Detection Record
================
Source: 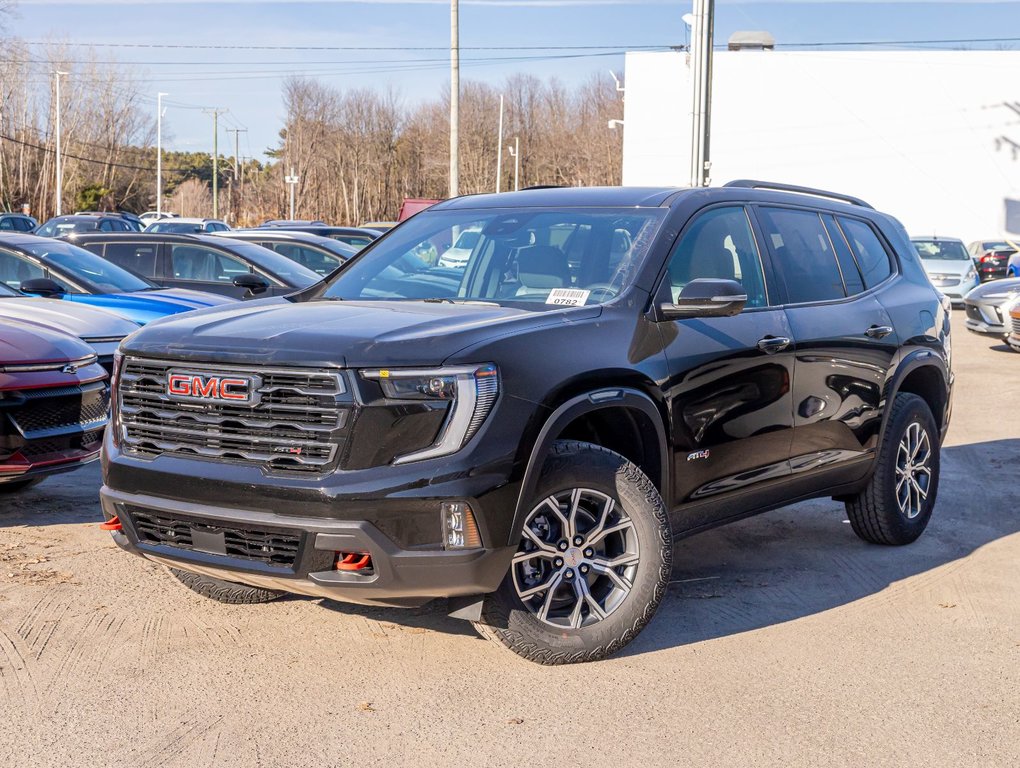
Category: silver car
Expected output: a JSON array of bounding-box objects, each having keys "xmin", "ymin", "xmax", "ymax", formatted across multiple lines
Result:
[
  {"xmin": 0, "ymin": 281, "xmax": 138, "ymax": 370},
  {"xmin": 911, "ymin": 236, "xmax": 979, "ymax": 307},
  {"xmin": 963, "ymin": 277, "xmax": 1020, "ymax": 338}
]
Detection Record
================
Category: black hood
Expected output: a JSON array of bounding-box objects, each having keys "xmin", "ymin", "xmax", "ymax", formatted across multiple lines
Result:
[{"xmin": 121, "ymin": 296, "xmax": 600, "ymax": 367}]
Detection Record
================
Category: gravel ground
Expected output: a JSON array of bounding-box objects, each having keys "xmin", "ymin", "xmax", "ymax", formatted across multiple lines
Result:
[{"xmin": 1, "ymin": 312, "xmax": 1018, "ymax": 767}]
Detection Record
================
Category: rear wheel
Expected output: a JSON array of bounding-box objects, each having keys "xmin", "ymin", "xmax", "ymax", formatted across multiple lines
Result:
[
  {"xmin": 169, "ymin": 568, "xmax": 284, "ymax": 604},
  {"xmin": 474, "ymin": 441, "xmax": 671, "ymax": 664},
  {"xmin": 845, "ymin": 393, "xmax": 940, "ymax": 545}
]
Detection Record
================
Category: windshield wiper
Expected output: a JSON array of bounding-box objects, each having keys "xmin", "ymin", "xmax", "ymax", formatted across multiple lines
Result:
[{"xmin": 422, "ymin": 297, "xmax": 456, "ymax": 303}]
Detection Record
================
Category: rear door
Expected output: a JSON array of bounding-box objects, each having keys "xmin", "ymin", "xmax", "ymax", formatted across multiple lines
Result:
[
  {"xmin": 95, "ymin": 241, "xmax": 163, "ymax": 281},
  {"xmin": 165, "ymin": 243, "xmax": 287, "ymax": 298},
  {"xmin": 754, "ymin": 205, "xmax": 900, "ymax": 484},
  {"xmin": 658, "ymin": 204, "xmax": 796, "ymax": 532}
]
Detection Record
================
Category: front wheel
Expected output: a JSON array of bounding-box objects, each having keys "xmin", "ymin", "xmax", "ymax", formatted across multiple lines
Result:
[{"xmin": 474, "ymin": 441, "xmax": 672, "ymax": 664}]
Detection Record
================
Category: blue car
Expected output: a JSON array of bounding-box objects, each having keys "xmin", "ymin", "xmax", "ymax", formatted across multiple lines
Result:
[{"xmin": 0, "ymin": 234, "xmax": 235, "ymax": 324}]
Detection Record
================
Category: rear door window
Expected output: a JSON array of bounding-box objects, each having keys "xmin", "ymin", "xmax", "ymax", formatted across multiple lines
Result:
[
  {"xmin": 171, "ymin": 245, "xmax": 250, "ymax": 283},
  {"xmin": 756, "ymin": 207, "xmax": 846, "ymax": 304},
  {"xmin": 837, "ymin": 217, "xmax": 894, "ymax": 288},
  {"xmin": 103, "ymin": 242, "xmax": 161, "ymax": 278}
]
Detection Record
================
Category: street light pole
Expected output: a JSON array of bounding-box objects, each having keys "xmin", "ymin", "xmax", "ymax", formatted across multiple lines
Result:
[
  {"xmin": 449, "ymin": 0, "xmax": 460, "ymax": 198},
  {"xmin": 285, "ymin": 168, "xmax": 299, "ymax": 220},
  {"xmin": 54, "ymin": 70, "xmax": 68, "ymax": 217},
  {"xmin": 508, "ymin": 137, "xmax": 520, "ymax": 192},
  {"xmin": 157, "ymin": 92, "xmax": 167, "ymax": 216}
]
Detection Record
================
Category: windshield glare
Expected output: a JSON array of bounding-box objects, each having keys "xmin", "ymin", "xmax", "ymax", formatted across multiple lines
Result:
[
  {"xmin": 23, "ymin": 240, "xmax": 153, "ymax": 293},
  {"xmin": 913, "ymin": 240, "xmax": 970, "ymax": 261},
  {"xmin": 317, "ymin": 208, "xmax": 666, "ymax": 307}
]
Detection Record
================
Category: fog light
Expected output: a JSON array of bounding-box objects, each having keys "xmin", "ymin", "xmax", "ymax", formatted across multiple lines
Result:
[{"xmin": 442, "ymin": 501, "xmax": 482, "ymax": 550}]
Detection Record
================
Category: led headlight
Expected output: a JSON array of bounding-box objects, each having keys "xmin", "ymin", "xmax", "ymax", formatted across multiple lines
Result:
[
  {"xmin": 361, "ymin": 364, "xmax": 499, "ymax": 464},
  {"xmin": 965, "ymin": 267, "xmax": 977, "ymax": 281}
]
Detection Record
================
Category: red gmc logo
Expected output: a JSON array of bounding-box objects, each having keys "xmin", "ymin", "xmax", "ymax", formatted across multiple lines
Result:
[{"xmin": 166, "ymin": 370, "xmax": 261, "ymax": 406}]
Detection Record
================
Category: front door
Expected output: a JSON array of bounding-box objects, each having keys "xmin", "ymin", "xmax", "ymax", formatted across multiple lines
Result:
[{"xmin": 657, "ymin": 204, "xmax": 796, "ymax": 532}]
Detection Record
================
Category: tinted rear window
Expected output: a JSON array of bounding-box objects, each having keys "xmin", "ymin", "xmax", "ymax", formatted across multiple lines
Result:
[
  {"xmin": 757, "ymin": 207, "xmax": 846, "ymax": 304},
  {"xmin": 838, "ymin": 218, "xmax": 893, "ymax": 288}
]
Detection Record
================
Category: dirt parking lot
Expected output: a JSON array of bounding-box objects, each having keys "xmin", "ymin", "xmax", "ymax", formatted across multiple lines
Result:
[{"xmin": 1, "ymin": 312, "xmax": 1018, "ymax": 767}]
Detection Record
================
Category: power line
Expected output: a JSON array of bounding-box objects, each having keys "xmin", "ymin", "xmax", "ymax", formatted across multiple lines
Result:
[{"xmin": 21, "ymin": 40, "xmax": 671, "ymax": 52}]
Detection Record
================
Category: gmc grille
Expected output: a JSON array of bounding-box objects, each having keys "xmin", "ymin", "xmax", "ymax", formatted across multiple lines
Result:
[
  {"xmin": 119, "ymin": 358, "xmax": 351, "ymax": 474},
  {"xmin": 126, "ymin": 507, "xmax": 302, "ymax": 568}
]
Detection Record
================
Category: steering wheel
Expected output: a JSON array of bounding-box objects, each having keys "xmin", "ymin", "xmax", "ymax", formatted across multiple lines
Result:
[{"xmin": 583, "ymin": 283, "xmax": 620, "ymax": 303}]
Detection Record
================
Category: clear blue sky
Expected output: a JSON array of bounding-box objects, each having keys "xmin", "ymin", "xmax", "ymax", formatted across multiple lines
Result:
[{"xmin": 11, "ymin": 1, "xmax": 1020, "ymax": 160}]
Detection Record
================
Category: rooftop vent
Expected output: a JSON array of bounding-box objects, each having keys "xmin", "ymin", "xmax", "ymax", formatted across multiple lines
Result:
[{"xmin": 728, "ymin": 31, "xmax": 775, "ymax": 51}]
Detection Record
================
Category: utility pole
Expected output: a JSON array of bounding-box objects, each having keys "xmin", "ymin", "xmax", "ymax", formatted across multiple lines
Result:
[
  {"xmin": 285, "ymin": 168, "xmax": 299, "ymax": 220},
  {"xmin": 508, "ymin": 137, "xmax": 520, "ymax": 192},
  {"xmin": 449, "ymin": 0, "xmax": 459, "ymax": 198},
  {"xmin": 688, "ymin": 0, "xmax": 715, "ymax": 187},
  {"xmin": 495, "ymin": 94, "xmax": 504, "ymax": 193},
  {"xmin": 204, "ymin": 108, "xmax": 225, "ymax": 218},
  {"xmin": 156, "ymin": 92, "xmax": 168, "ymax": 216},
  {"xmin": 226, "ymin": 128, "xmax": 247, "ymax": 225},
  {"xmin": 54, "ymin": 70, "xmax": 68, "ymax": 216}
]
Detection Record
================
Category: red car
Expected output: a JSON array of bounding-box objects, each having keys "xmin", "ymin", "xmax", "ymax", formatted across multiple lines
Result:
[{"xmin": 0, "ymin": 319, "xmax": 109, "ymax": 493}]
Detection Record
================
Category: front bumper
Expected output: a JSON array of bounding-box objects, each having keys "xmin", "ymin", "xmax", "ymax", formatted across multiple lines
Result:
[
  {"xmin": 964, "ymin": 301, "xmax": 1008, "ymax": 336},
  {"xmin": 100, "ymin": 486, "xmax": 516, "ymax": 608}
]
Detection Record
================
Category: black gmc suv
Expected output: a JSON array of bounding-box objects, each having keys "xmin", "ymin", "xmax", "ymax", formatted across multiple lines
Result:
[{"xmin": 100, "ymin": 182, "xmax": 953, "ymax": 664}]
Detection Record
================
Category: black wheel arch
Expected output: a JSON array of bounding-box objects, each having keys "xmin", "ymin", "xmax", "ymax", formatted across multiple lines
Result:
[
  {"xmin": 879, "ymin": 350, "xmax": 951, "ymax": 452},
  {"xmin": 506, "ymin": 387, "xmax": 669, "ymax": 547}
]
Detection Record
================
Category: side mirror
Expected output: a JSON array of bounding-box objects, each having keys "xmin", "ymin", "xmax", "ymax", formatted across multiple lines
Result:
[
  {"xmin": 659, "ymin": 278, "xmax": 747, "ymax": 320},
  {"xmin": 232, "ymin": 273, "xmax": 270, "ymax": 296},
  {"xmin": 20, "ymin": 278, "xmax": 66, "ymax": 297}
]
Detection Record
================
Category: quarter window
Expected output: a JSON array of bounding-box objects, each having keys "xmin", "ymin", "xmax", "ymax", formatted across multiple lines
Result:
[
  {"xmin": 0, "ymin": 250, "xmax": 44, "ymax": 288},
  {"xmin": 822, "ymin": 215, "xmax": 865, "ymax": 295},
  {"xmin": 665, "ymin": 206, "xmax": 768, "ymax": 308},
  {"xmin": 837, "ymin": 217, "xmax": 893, "ymax": 288},
  {"xmin": 757, "ymin": 207, "xmax": 846, "ymax": 304}
]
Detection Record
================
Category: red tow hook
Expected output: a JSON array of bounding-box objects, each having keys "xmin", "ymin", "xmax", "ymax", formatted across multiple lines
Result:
[
  {"xmin": 335, "ymin": 552, "xmax": 372, "ymax": 571},
  {"xmin": 99, "ymin": 515, "xmax": 122, "ymax": 532}
]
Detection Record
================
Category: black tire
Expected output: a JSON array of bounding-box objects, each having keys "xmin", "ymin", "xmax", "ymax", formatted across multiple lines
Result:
[
  {"xmin": 846, "ymin": 393, "xmax": 940, "ymax": 545},
  {"xmin": 169, "ymin": 568, "xmax": 284, "ymax": 604},
  {"xmin": 474, "ymin": 440, "xmax": 672, "ymax": 665},
  {"xmin": 0, "ymin": 478, "xmax": 43, "ymax": 494}
]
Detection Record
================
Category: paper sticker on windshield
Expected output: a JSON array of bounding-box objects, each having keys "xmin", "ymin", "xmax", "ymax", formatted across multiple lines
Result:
[{"xmin": 546, "ymin": 288, "xmax": 590, "ymax": 307}]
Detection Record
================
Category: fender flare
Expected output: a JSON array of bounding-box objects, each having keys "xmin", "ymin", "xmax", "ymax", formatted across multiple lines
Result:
[
  {"xmin": 506, "ymin": 387, "xmax": 669, "ymax": 546},
  {"xmin": 877, "ymin": 349, "xmax": 951, "ymax": 451}
]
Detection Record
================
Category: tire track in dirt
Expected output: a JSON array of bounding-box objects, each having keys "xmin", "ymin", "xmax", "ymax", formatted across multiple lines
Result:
[
  {"xmin": 0, "ymin": 625, "xmax": 41, "ymax": 718},
  {"xmin": 129, "ymin": 715, "xmax": 224, "ymax": 768},
  {"xmin": 17, "ymin": 594, "xmax": 72, "ymax": 661}
]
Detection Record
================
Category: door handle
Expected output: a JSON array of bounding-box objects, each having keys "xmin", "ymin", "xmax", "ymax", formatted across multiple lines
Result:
[
  {"xmin": 756, "ymin": 336, "xmax": 791, "ymax": 353},
  {"xmin": 865, "ymin": 325, "xmax": 893, "ymax": 339}
]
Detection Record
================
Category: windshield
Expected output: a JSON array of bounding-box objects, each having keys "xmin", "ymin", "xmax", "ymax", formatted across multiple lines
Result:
[
  {"xmin": 22, "ymin": 239, "xmax": 154, "ymax": 293},
  {"xmin": 316, "ymin": 208, "xmax": 666, "ymax": 307},
  {"xmin": 0, "ymin": 281, "xmax": 20, "ymax": 297},
  {"xmin": 36, "ymin": 218, "xmax": 98, "ymax": 237},
  {"xmin": 147, "ymin": 221, "xmax": 205, "ymax": 233},
  {"xmin": 219, "ymin": 241, "xmax": 321, "ymax": 287},
  {"xmin": 913, "ymin": 240, "xmax": 969, "ymax": 261}
]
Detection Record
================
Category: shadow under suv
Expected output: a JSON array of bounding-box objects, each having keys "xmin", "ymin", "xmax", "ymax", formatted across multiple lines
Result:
[{"xmin": 100, "ymin": 181, "xmax": 953, "ymax": 664}]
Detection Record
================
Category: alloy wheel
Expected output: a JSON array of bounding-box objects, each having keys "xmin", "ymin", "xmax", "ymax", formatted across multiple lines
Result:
[
  {"xmin": 512, "ymin": 488, "xmax": 639, "ymax": 629},
  {"xmin": 895, "ymin": 421, "xmax": 932, "ymax": 519}
]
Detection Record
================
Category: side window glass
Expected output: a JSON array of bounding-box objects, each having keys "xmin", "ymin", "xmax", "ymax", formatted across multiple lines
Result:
[
  {"xmin": 0, "ymin": 250, "xmax": 44, "ymax": 288},
  {"xmin": 104, "ymin": 243, "xmax": 160, "ymax": 278},
  {"xmin": 665, "ymin": 206, "xmax": 768, "ymax": 307},
  {"xmin": 171, "ymin": 245, "xmax": 249, "ymax": 283},
  {"xmin": 837, "ymin": 217, "xmax": 893, "ymax": 288},
  {"xmin": 98, "ymin": 220, "xmax": 114, "ymax": 232},
  {"xmin": 757, "ymin": 207, "xmax": 846, "ymax": 304},
  {"xmin": 822, "ymin": 215, "xmax": 865, "ymax": 295},
  {"xmin": 0, "ymin": 218, "xmax": 13, "ymax": 231}
]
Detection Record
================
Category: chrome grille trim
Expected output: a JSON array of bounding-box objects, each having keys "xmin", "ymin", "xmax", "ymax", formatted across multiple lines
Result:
[{"xmin": 119, "ymin": 357, "xmax": 349, "ymax": 473}]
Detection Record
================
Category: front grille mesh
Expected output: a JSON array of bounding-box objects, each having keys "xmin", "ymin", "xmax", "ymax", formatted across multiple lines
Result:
[
  {"xmin": 127, "ymin": 508, "xmax": 302, "ymax": 568},
  {"xmin": 1012, "ymin": 315, "xmax": 1020, "ymax": 334},
  {"xmin": 119, "ymin": 358, "xmax": 349, "ymax": 473},
  {"xmin": 10, "ymin": 383, "xmax": 109, "ymax": 437}
]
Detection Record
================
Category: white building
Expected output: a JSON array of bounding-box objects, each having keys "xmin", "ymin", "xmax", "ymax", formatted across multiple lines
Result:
[{"xmin": 622, "ymin": 49, "xmax": 1020, "ymax": 243}]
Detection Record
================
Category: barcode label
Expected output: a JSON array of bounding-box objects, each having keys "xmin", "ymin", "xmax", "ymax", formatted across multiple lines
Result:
[{"xmin": 545, "ymin": 288, "xmax": 590, "ymax": 307}]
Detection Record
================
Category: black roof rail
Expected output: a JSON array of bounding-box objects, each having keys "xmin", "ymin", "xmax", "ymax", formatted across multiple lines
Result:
[
  {"xmin": 520, "ymin": 185, "xmax": 564, "ymax": 191},
  {"xmin": 723, "ymin": 179, "xmax": 874, "ymax": 209}
]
